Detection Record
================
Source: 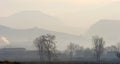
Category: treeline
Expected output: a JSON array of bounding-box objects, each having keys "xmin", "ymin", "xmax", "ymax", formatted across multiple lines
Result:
[{"xmin": 33, "ymin": 34, "xmax": 120, "ymax": 62}]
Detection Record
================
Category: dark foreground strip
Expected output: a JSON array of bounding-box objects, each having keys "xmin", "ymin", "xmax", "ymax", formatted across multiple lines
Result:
[{"xmin": 21, "ymin": 61, "xmax": 120, "ymax": 64}]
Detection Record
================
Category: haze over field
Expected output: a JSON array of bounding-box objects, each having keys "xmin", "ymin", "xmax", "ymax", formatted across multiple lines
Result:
[
  {"xmin": 0, "ymin": 18, "xmax": 120, "ymax": 50},
  {"xmin": 0, "ymin": 0, "xmax": 120, "ymax": 50}
]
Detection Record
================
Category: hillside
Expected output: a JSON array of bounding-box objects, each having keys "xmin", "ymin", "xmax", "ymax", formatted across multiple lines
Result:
[
  {"xmin": 85, "ymin": 20, "xmax": 120, "ymax": 46},
  {"xmin": 0, "ymin": 25, "xmax": 82, "ymax": 50}
]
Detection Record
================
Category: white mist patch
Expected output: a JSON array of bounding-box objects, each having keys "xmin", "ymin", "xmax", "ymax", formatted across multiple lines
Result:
[{"xmin": 1, "ymin": 36, "xmax": 10, "ymax": 45}]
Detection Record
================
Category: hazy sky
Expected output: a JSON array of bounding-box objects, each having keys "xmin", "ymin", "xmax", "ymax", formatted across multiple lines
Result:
[{"xmin": 0, "ymin": 0, "xmax": 120, "ymax": 35}]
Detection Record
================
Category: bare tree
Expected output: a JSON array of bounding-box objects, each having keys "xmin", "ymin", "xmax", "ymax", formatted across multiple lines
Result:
[
  {"xmin": 34, "ymin": 35, "xmax": 46, "ymax": 61},
  {"xmin": 93, "ymin": 36, "xmax": 105, "ymax": 61},
  {"xmin": 66, "ymin": 42, "xmax": 81, "ymax": 60},
  {"xmin": 34, "ymin": 34, "xmax": 56, "ymax": 61}
]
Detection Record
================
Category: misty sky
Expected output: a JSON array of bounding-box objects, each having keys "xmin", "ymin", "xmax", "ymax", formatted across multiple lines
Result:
[{"xmin": 0, "ymin": 0, "xmax": 120, "ymax": 35}]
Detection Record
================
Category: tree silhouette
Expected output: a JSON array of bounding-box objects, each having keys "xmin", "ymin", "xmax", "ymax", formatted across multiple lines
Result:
[
  {"xmin": 93, "ymin": 36, "xmax": 105, "ymax": 62},
  {"xmin": 34, "ymin": 34, "xmax": 56, "ymax": 61},
  {"xmin": 66, "ymin": 42, "xmax": 81, "ymax": 60}
]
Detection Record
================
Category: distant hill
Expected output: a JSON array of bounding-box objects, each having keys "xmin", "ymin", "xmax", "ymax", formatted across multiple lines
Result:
[
  {"xmin": 0, "ymin": 25, "xmax": 83, "ymax": 50},
  {"xmin": 0, "ymin": 11, "xmax": 120, "ymax": 49},
  {"xmin": 85, "ymin": 20, "xmax": 120, "ymax": 46},
  {"xmin": 0, "ymin": 11, "xmax": 85, "ymax": 50},
  {"xmin": 0, "ymin": 11, "xmax": 83, "ymax": 35},
  {"xmin": 1, "ymin": 20, "xmax": 120, "ymax": 50},
  {"xmin": 0, "ymin": 11, "xmax": 62, "ymax": 29}
]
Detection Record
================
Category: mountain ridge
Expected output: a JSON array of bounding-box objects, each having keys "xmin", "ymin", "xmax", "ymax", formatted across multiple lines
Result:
[
  {"xmin": 85, "ymin": 20, "xmax": 120, "ymax": 46},
  {"xmin": 0, "ymin": 11, "xmax": 84, "ymax": 35},
  {"xmin": 0, "ymin": 25, "xmax": 83, "ymax": 50}
]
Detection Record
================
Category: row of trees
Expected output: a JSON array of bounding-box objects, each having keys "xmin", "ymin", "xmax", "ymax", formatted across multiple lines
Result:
[{"xmin": 33, "ymin": 34, "xmax": 120, "ymax": 62}]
